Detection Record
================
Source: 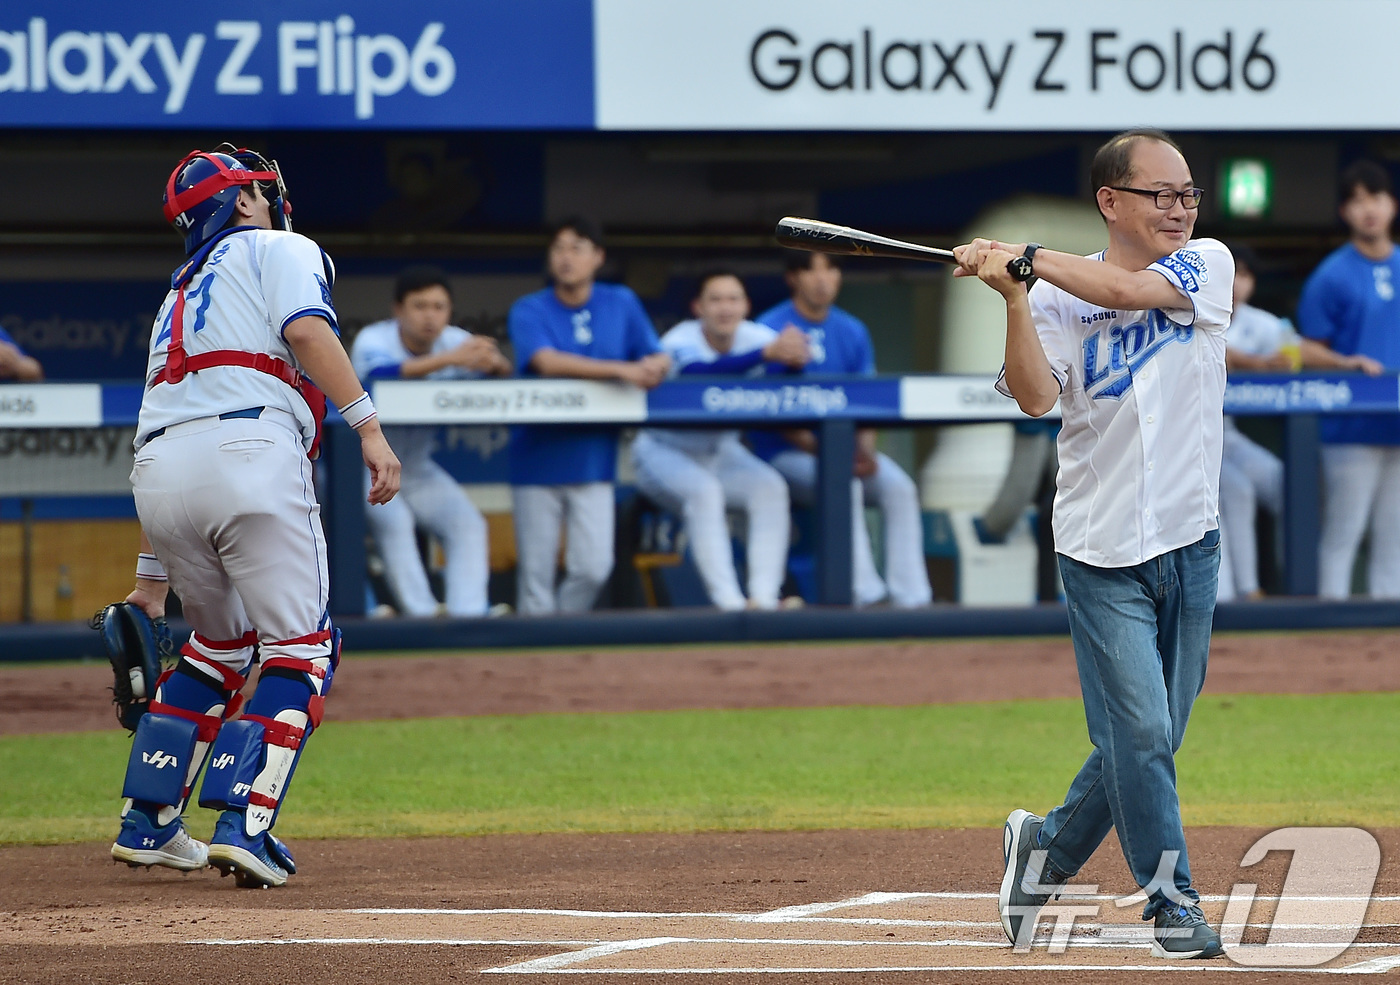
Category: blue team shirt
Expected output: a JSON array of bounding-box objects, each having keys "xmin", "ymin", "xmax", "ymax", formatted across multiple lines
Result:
[
  {"xmin": 748, "ymin": 299, "xmax": 877, "ymax": 460},
  {"xmin": 508, "ymin": 282, "xmax": 660, "ymax": 484},
  {"xmin": 1297, "ymin": 243, "xmax": 1400, "ymax": 444},
  {"xmin": 0, "ymin": 327, "xmax": 24, "ymax": 352}
]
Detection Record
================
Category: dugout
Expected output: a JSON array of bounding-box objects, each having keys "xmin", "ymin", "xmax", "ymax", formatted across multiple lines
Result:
[{"xmin": 3, "ymin": 2, "xmax": 1399, "ymax": 634}]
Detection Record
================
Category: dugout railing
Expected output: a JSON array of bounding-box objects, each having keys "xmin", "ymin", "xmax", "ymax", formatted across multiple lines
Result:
[{"xmin": 3, "ymin": 372, "xmax": 1400, "ymax": 659}]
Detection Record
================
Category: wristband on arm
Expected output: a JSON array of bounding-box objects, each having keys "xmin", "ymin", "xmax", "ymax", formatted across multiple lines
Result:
[
  {"xmin": 135, "ymin": 552, "xmax": 168, "ymax": 582},
  {"xmin": 338, "ymin": 392, "xmax": 377, "ymax": 429}
]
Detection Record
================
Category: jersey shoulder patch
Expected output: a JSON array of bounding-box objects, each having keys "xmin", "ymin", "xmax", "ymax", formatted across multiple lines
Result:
[
  {"xmin": 315, "ymin": 273, "xmax": 335, "ymax": 312},
  {"xmin": 1157, "ymin": 251, "xmax": 1208, "ymax": 293}
]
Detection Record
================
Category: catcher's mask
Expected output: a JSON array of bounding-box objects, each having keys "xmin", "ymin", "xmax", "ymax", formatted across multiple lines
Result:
[{"xmin": 162, "ymin": 142, "xmax": 293, "ymax": 255}]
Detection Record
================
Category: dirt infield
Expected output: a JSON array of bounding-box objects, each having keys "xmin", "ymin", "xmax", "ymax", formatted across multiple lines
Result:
[
  {"xmin": 3, "ymin": 628, "xmax": 1398, "ymax": 735},
  {"xmin": 3, "ymin": 827, "xmax": 1399, "ymax": 983},
  {"xmin": 2, "ymin": 629, "xmax": 1398, "ymax": 982}
]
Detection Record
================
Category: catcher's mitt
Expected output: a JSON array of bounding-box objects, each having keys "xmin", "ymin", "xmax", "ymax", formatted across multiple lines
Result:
[{"xmin": 92, "ymin": 602, "xmax": 174, "ymax": 731}]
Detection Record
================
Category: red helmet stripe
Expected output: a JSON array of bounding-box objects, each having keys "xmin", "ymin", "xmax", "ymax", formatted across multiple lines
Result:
[{"xmin": 162, "ymin": 149, "xmax": 278, "ymax": 224}]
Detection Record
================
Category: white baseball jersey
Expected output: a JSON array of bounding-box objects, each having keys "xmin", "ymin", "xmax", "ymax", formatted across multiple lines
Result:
[
  {"xmin": 1226, "ymin": 302, "xmax": 1288, "ymax": 356},
  {"xmin": 640, "ymin": 318, "xmax": 777, "ymax": 456},
  {"xmin": 351, "ymin": 319, "xmax": 482, "ymax": 466},
  {"xmin": 998, "ymin": 239, "xmax": 1234, "ymax": 567},
  {"xmin": 137, "ymin": 229, "xmax": 336, "ymax": 450}
]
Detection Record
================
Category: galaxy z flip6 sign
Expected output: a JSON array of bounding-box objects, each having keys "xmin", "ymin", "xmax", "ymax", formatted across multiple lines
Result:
[
  {"xmin": 0, "ymin": 0, "xmax": 592, "ymax": 127},
  {"xmin": 3, "ymin": 1, "xmax": 1400, "ymax": 130}
]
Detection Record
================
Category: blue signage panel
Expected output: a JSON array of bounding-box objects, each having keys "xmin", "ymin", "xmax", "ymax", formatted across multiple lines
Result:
[
  {"xmin": 647, "ymin": 377, "xmax": 903, "ymax": 424},
  {"xmin": 0, "ymin": 0, "xmax": 593, "ymax": 128},
  {"xmin": 0, "ymin": 282, "xmax": 161, "ymax": 380},
  {"xmin": 1223, "ymin": 373, "xmax": 1400, "ymax": 415},
  {"xmin": 25, "ymin": 374, "xmax": 1400, "ymax": 429}
]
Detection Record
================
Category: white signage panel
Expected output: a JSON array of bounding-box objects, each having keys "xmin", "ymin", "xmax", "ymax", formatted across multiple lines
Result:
[
  {"xmin": 373, "ymin": 379, "xmax": 648, "ymax": 425},
  {"xmin": 596, "ymin": 0, "xmax": 1391, "ymax": 131},
  {"xmin": 900, "ymin": 376, "xmax": 1058, "ymax": 421},
  {"xmin": 0, "ymin": 384, "xmax": 103, "ymax": 428},
  {"xmin": 0, "ymin": 427, "xmax": 137, "ymax": 496}
]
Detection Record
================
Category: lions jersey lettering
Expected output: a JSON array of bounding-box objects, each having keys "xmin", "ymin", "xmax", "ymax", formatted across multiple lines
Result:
[{"xmin": 1082, "ymin": 310, "xmax": 1194, "ymax": 400}]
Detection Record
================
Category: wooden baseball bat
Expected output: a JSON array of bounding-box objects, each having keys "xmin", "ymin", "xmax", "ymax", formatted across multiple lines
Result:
[{"xmin": 774, "ymin": 216, "xmax": 1033, "ymax": 281}]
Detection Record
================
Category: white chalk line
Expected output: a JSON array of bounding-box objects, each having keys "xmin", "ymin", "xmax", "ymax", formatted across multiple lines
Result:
[
  {"xmin": 352, "ymin": 891, "xmax": 1400, "ymax": 915},
  {"xmin": 191, "ymin": 937, "xmax": 1400, "ymax": 950},
  {"xmin": 197, "ymin": 939, "xmax": 604, "ymax": 947},
  {"xmin": 734, "ymin": 892, "xmax": 929, "ymax": 922},
  {"xmin": 346, "ymin": 908, "xmax": 1397, "ymax": 932},
  {"xmin": 480, "ymin": 960, "xmax": 1400, "ymax": 975},
  {"xmin": 192, "ymin": 892, "xmax": 1400, "ymax": 975},
  {"xmin": 349, "ymin": 908, "xmax": 732, "ymax": 918},
  {"xmin": 488, "ymin": 938, "xmax": 685, "ymax": 973}
]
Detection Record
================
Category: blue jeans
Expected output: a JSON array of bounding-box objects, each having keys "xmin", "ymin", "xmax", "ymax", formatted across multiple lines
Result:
[{"xmin": 1038, "ymin": 529, "xmax": 1220, "ymax": 917}]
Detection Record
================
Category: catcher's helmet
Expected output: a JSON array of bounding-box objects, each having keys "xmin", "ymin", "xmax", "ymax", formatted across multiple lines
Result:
[{"xmin": 162, "ymin": 144, "xmax": 293, "ymax": 255}]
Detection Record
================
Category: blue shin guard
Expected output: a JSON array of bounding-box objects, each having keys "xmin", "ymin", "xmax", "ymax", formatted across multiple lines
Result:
[
  {"xmin": 122, "ymin": 713, "xmax": 200, "ymax": 806},
  {"xmin": 201, "ymin": 627, "xmax": 339, "ymax": 831},
  {"xmin": 198, "ymin": 718, "xmax": 265, "ymax": 811}
]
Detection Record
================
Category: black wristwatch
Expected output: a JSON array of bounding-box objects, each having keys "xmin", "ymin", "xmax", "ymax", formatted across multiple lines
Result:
[{"xmin": 1007, "ymin": 243, "xmax": 1040, "ymax": 283}]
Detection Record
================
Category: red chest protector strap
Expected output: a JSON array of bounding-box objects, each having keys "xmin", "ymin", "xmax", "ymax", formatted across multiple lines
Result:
[{"xmin": 152, "ymin": 276, "xmax": 329, "ymax": 459}]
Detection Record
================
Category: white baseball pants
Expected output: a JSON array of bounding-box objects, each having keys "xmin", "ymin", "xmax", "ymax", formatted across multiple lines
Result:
[
  {"xmin": 1318, "ymin": 443, "xmax": 1400, "ymax": 599},
  {"xmin": 512, "ymin": 482, "xmax": 614, "ymax": 614},
  {"xmin": 631, "ymin": 433, "xmax": 790, "ymax": 610},
  {"xmin": 770, "ymin": 448, "xmax": 933, "ymax": 608},
  {"xmin": 1216, "ymin": 426, "xmax": 1283, "ymax": 601},
  {"xmin": 130, "ymin": 410, "xmax": 331, "ymax": 674},
  {"xmin": 364, "ymin": 459, "xmax": 489, "ymax": 617}
]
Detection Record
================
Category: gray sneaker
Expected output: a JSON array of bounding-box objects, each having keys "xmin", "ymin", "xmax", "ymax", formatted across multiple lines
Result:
[
  {"xmin": 1151, "ymin": 901, "xmax": 1225, "ymax": 959},
  {"xmin": 998, "ymin": 809, "xmax": 1063, "ymax": 947}
]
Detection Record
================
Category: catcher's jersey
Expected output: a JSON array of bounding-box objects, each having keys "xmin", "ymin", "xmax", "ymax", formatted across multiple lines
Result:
[
  {"xmin": 998, "ymin": 238, "xmax": 1234, "ymax": 568},
  {"xmin": 351, "ymin": 318, "xmax": 483, "ymax": 467},
  {"xmin": 640, "ymin": 318, "xmax": 776, "ymax": 457},
  {"xmin": 136, "ymin": 228, "xmax": 337, "ymax": 450}
]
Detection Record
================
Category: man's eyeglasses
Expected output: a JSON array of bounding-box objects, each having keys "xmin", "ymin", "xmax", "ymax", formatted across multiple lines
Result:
[{"xmin": 1110, "ymin": 186, "xmax": 1204, "ymax": 210}]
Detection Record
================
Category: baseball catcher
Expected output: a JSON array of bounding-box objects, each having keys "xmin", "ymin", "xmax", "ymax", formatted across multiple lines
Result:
[{"xmin": 106, "ymin": 143, "xmax": 400, "ymax": 886}]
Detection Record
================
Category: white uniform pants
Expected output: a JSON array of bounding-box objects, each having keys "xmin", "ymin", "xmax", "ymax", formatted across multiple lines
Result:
[
  {"xmin": 771, "ymin": 448, "xmax": 933, "ymax": 608},
  {"xmin": 131, "ymin": 411, "xmax": 331, "ymax": 674},
  {"xmin": 1216, "ymin": 425, "xmax": 1283, "ymax": 601},
  {"xmin": 512, "ymin": 482, "xmax": 614, "ymax": 615},
  {"xmin": 1318, "ymin": 443, "xmax": 1400, "ymax": 599},
  {"xmin": 365, "ymin": 459, "xmax": 489, "ymax": 617},
  {"xmin": 631, "ymin": 433, "xmax": 790, "ymax": 610}
]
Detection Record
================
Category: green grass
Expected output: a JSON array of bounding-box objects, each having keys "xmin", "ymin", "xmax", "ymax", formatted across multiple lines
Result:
[{"xmin": 2, "ymin": 693, "xmax": 1397, "ymax": 845}]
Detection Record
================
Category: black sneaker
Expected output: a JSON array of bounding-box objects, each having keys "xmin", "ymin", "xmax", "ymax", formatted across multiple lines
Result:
[
  {"xmin": 998, "ymin": 809, "xmax": 1063, "ymax": 947},
  {"xmin": 1150, "ymin": 901, "xmax": 1225, "ymax": 959}
]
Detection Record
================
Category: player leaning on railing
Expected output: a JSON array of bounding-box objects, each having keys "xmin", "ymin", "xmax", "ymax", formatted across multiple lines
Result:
[{"xmin": 102, "ymin": 144, "xmax": 400, "ymax": 887}]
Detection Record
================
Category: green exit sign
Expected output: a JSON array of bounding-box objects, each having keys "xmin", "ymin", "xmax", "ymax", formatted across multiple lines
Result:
[{"xmin": 1222, "ymin": 158, "xmax": 1273, "ymax": 219}]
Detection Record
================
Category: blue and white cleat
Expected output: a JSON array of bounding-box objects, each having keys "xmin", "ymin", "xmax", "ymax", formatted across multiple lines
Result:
[
  {"xmin": 111, "ymin": 806, "xmax": 209, "ymax": 871},
  {"xmin": 207, "ymin": 811, "xmax": 297, "ymax": 888}
]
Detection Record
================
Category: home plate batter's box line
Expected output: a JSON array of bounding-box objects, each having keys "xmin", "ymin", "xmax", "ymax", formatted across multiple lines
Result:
[
  {"xmin": 186, "ymin": 889, "xmax": 1400, "ymax": 976},
  {"xmin": 344, "ymin": 906, "xmax": 1400, "ymax": 932},
  {"xmin": 185, "ymin": 938, "xmax": 1400, "ymax": 975},
  {"xmin": 193, "ymin": 938, "xmax": 1400, "ymax": 952}
]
